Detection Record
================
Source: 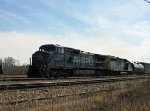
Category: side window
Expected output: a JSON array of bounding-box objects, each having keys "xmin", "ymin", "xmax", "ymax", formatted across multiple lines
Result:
[
  {"xmin": 59, "ymin": 48, "xmax": 61, "ymax": 53},
  {"xmin": 61, "ymin": 48, "xmax": 64, "ymax": 53},
  {"xmin": 57, "ymin": 48, "xmax": 64, "ymax": 53}
]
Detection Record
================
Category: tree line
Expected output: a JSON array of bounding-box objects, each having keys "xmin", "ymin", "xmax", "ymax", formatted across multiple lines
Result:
[{"xmin": 0, "ymin": 57, "xmax": 28, "ymax": 75}]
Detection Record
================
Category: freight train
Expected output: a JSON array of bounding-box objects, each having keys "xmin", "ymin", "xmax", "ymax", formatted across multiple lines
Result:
[{"xmin": 27, "ymin": 44, "xmax": 150, "ymax": 78}]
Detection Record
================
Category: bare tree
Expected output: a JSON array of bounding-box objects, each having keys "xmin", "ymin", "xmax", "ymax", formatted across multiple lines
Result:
[
  {"xmin": 2, "ymin": 57, "xmax": 28, "ymax": 75},
  {"xmin": 4, "ymin": 57, "xmax": 16, "ymax": 66}
]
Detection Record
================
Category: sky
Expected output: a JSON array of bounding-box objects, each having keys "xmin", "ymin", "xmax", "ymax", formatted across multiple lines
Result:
[{"xmin": 0, "ymin": 0, "xmax": 150, "ymax": 64}]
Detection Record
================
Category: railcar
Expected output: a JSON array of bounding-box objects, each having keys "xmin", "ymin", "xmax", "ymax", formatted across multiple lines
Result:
[
  {"xmin": 131, "ymin": 62, "xmax": 144, "ymax": 74},
  {"xmin": 27, "ymin": 44, "xmax": 137, "ymax": 78},
  {"xmin": 93, "ymin": 55, "xmax": 133, "ymax": 76},
  {"xmin": 139, "ymin": 62, "xmax": 150, "ymax": 74},
  {"xmin": 104, "ymin": 56, "xmax": 133, "ymax": 75},
  {"xmin": 28, "ymin": 44, "xmax": 96, "ymax": 77}
]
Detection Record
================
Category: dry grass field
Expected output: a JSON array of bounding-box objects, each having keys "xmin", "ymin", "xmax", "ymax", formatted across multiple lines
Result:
[
  {"xmin": 0, "ymin": 78, "xmax": 149, "ymax": 111},
  {"xmin": 92, "ymin": 80, "xmax": 150, "ymax": 111},
  {"xmin": 24, "ymin": 78, "xmax": 150, "ymax": 111}
]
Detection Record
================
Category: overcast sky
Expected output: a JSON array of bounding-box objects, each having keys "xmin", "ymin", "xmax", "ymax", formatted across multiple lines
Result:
[{"xmin": 0, "ymin": 0, "xmax": 150, "ymax": 64}]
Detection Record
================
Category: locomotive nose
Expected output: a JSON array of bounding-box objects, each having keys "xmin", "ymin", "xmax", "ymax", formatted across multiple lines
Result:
[{"xmin": 32, "ymin": 51, "xmax": 49, "ymax": 65}]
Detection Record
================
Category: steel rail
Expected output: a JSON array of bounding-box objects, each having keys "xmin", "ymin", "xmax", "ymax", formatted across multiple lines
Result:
[
  {"xmin": 0, "ymin": 76, "xmax": 149, "ymax": 90},
  {"xmin": 0, "ymin": 75, "xmax": 145, "ymax": 81}
]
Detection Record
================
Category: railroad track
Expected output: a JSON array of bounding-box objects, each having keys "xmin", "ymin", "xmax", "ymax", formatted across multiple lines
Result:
[
  {"xmin": 0, "ymin": 76, "xmax": 115, "ymax": 85},
  {"xmin": 0, "ymin": 76, "xmax": 106, "ymax": 81},
  {"xmin": 0, "ymin": 75, "xmax": 135, "ymax": 85},
  {"xmin": 0, "ymin": 76, "xmax": 149, "ymax": 90},
  {"xmin": 0, "ymin": 75, "xmax": 142, "ymax": 81}
]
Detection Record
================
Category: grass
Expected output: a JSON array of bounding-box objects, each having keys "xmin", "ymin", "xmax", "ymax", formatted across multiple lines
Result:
[{"xmin": 27, "ymin": 78, "xmax": 150, "ymax": 111}]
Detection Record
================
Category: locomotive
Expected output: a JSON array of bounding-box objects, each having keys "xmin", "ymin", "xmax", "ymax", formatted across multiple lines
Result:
[{"xmin": 27, "ymin": 44, "xmax": 148, "ymax": 78}]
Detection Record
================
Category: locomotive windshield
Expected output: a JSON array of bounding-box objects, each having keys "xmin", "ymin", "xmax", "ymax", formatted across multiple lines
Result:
[{"xmin": 39, "ymin": 44, "xmax": 56, "ymax": 52}]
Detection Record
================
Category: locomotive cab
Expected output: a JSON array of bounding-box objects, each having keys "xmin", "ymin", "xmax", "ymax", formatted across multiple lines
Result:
[
  {"xmin": 32, "ymin": 51, "xmax": 49, "ymax": 65},
  {"xmin": 39, "ymin": 44, "xmax": 56, "ymax": 52},
  {"xmin": 28, "ymin": 44, "xmax": 68, "ymax": 78},
  {"xmin": 28, "ymin": 44, "xmax": 57, "ymax": 78}
]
